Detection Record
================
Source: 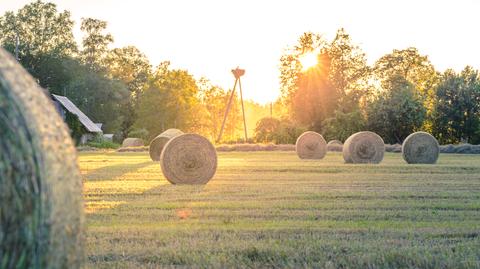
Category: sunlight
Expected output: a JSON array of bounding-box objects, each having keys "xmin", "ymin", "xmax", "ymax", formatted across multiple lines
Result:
[{"xmin": 299, "ymin": 52, "xmax": 318, "ymax": 71}]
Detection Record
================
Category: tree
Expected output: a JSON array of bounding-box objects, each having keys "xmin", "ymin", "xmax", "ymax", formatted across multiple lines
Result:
[
  {"xmin": 135, "ymin": 62, "xmax": 201, "ymax": 141},
  {"xmin": 0, "ymin": 1, "xmax": 77, "ymax": 89},
  {"xmin": 80, "ymin": 17, "xmax": 113, "ymax": 69},
  {"xmin": 105, "ymin": 46, "xmax": 152, "ymax": 138},
  {"xmin": 432, "ymin": 67, "xmax": 480, "ymax": 144},
  {"xmin": 367, "ymin": 75, "xmax": 426, "ymax": 143},
  {"xmin": 322, "ymin": 110, "xmax": 365, "ymax": 142},
  {"xmin": 279, "ymin": 29, "xmax": 372, "ymax": 132},
  {"xmin": 374, "ymin": 47, "xmax": 438, "ymax": 123}
]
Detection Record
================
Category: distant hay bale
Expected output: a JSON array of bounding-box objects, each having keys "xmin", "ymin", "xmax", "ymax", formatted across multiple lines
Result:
[
  {"xmin": 122, "ymin": 137, "xmax": 144, "ymax": 147},
  {"xmin": 385, "ymin": 143, "xmax": 402, "ymax": 153},
  {"xmin": 402, "ymin": 132, "xmax": 439, "ymax": 164},
  {"xmin": 343, "ymin": 131, "xmax": 385, "ymax": 164},
  {"xmin": 327, "ymin": 140, "xmax": 343, "ymax": 152},
  {"xmin": 149, "ymin": 129, "xmax": 184, "ymax": 161},
  {"xmin": 160, "ymin": 134, "xmax": 217, "ymax": 184},
  {"xmin": 295, "ymin": 131, "xmax": 327, "ymax": 159},
  {"xmin": 0, "ymin": 48, "xmax": 83, "ymax": 268}
]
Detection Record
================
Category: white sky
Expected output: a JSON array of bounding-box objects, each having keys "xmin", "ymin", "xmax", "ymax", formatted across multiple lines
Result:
[{"xmin": 1, "ymin": 0, "xmax": 479, "ymax": 104}]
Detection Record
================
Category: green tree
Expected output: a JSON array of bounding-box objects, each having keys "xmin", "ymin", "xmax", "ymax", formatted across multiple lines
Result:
[
  {"xmin": 367, "ymin": 75, "xmax": 426, "ymax": 143},
  {"xmin": 432, "ymin": 67, "xmax": 480, "ymax": 144},
  {"xmin": 322, "ymin": 110, "xmax": 366, "ymax": 142},
  {"xmin": 80, "ymin": 17, "xmax": 113, "ymax": 69},
  {"xmin": 105, "ymin": 46, "xmax": 152, "ymax": 138},
  {"xmin": 0, "ymin": 1, "xmax": 77, "ymax": 90},
  {"xmin": 374, "ymin": 47, "xmax": 438, "ymax": 129},
  {"xmin": 135, "ymin": 62, "xmax": 201, "ymax": 141}
]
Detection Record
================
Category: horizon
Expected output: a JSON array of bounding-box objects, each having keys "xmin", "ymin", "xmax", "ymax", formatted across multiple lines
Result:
[{"xmin": 1, "ymin": 0, "xmax": 479, "ymax": 104}]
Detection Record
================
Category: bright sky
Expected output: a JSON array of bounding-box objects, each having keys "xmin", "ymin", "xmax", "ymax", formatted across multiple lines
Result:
[{"xmin": 1, "ymin": 0, "xmax": 479, "ymax": 104}]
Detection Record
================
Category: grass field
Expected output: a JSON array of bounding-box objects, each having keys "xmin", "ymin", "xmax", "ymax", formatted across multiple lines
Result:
[{"xmin": 80, "ymin": 151, "xmax": 480, "ymax": 268}]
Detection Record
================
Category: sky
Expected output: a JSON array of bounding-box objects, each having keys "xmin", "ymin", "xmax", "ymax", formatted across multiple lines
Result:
[{"xmin": 1, "ymin": 0, "xmax": 479, "ymax": 104}]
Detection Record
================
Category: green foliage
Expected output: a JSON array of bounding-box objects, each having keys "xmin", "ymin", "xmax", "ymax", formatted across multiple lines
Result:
[
  {"xmin": 432, "ymin": 67, "xmax": 480, "ymax": 144},
  {"xmin": 254, "ymin": 117, "xmax": 281, "ymax": 143},
  {"xmin": 367, "ymin": 75, "xmax": 426, "ymax": 143},
  {"xmin": 80, "ymin": 17, "xmax": 113, "ymax": 69},
  {"xmin": 322, "ymin": 110, "xmax": 365, "ymax": 142},
  {"xmin": 135, "ymin": 62, "xmax": 201, "ymax": 141},
  {"xmin": 65, "ymin": 111, "xmax": 85, "ymax": 145},
  {"xmin": 254, "ymin": 117, "xmax": 306, "ymax": 144},
  {"xmin": 86, "ymin": 135, "xmax": 120, "ymax": 149},
  {"xmin": 128, "ymin": 128, "xmax": 149, "ymax": 142}
]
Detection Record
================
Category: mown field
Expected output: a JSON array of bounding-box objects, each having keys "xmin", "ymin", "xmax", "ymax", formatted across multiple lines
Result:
[{"xmin": 80, "ymin": 151, "xmax": 480, "ymax": 268}]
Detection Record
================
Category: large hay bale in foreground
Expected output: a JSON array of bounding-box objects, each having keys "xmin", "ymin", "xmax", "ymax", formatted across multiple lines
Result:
[
  {"xmin": 327, "ymin": 140, "xmax": 343, "ymax": 152},
  {"xmin": 343, "ymin": 131, "xmax": 385, "ymax": 164},
  {"xmin": 0, "ymin": 49, "xmax": 83, "ymax": 268},
  {"xmin": 149, "ymin": 129, "xmax": 184, "ymax": 161},
  {"xmin": 402, "ymin": 132, "xmax": 439, "ymax": 164},
  {"xmin": 160, "ymin": 134, "xmax": 217, "ymax": 184},
  {"xmin": 122, "ymin": 137, "xmax": 144, "ymax": 147},
  {"xmin": 295, "ymin": 131, "xmax": 327, "ymax": 159}
]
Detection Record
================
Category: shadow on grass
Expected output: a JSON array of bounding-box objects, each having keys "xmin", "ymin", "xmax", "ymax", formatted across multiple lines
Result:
[{"xmin": 84, "ymin": 161, "xmax": 153, "ymax": 181}]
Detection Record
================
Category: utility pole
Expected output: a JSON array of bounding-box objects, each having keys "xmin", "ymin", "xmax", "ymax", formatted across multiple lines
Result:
[{"xmin": 216, "ymin": 67, "xmax": 248, "ymax": 143}]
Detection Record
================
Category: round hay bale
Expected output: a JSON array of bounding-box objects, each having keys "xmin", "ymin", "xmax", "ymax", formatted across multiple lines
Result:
[
  {"xmin": 343, "ymin": 131, "xmax": 385, "ymax": 164},
  {"xmin": 327, "ymin": 140, "xmax": 343, "ymax": 152},
  {"xmin": 149, "ymin": 129, "xmax": 184, "ymax": 161},
  {"xmin": 295, "ymin": 131, "xmax": 327, "ymax": 159},
  {"xmin": 122, "ymin": 137, "xmax": 144, "ymax": 147},
  {"xmin": 0, "ymin": 49, "xmax": 83, "ymax": 268},
  {"xmin": 160, "ymin": 134, "xmax": 217, "ymax": 184},
  {"xmin": 402, "ymin": 132, "xmax": 439, "ymax": 164}
]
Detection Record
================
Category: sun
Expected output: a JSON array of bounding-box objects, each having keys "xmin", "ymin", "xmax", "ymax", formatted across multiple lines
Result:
[{"xmin": 299, "ymin": 52, "xmax": 318, "ymax": 71}]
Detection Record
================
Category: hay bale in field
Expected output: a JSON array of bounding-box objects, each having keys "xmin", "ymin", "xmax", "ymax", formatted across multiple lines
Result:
[
  {"xmin": 402, "ymin": 132, "xmax": 439, "ymax": 164},
  {"xmin": 295, "ymin": 131, "xmax": 327, "ymax": 159},
  {"xmin": 0, "ymin": 48, "xmax": 83, "ymax": 268},
  {"xmin": 327, "ymin": 140, "xmax": 343, "ymax": 152},
  {"xmin": 116, "ymin": 146, "xmax": 149, "ymax": 152},
  {"xmin": 343, "ymin": 131, "xmax": 385, "ymax": 164},
  {"xmin": 160, "ymin": 134, "xmax": 217, "ymax": 184},
  {"xmin": 122, "ymin": 137, "xmax": 144, "ymax": 147},
  {"xmin": 149, "ymin": 129, "xmax": 184, "ymax": 161}
]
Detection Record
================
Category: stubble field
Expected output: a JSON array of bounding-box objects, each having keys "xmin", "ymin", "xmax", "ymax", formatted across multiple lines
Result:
[{"xmin": 80, "ymin": 151, "xmax": 480, "ymax": 268}]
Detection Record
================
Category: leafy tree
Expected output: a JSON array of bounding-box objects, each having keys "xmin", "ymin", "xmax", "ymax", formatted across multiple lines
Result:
[
  {"xmin": 322, "ymin": 110, "xmax": 366, "ymax": 142},
  {"xmin": 105, "ymin": 46, "xmax": 152, "ymax": 138},
  {"xmin": 367, "ymin": 75, "xmax": 426, "ymax": 143},
  {"xmin": 432, "ymin": 67, "xmax": 480, "ymax": 144},
  {"xmin": 0, "ymin": 0, "xmax": 77, "ymax": 89},
  {"xmin": 80, "ymin": 17, "xmax": 113, "ymax": 69},
  {"xmin": 135, "ymin": 62, "xmax": 201, "ymax": 141},
  {"xmin": 254, "ymin": 117, "xmax": 281, "ymax": 143},
  {"xmin": 374, "ymin": 47, "xmax": 438, "ymax": 127}
]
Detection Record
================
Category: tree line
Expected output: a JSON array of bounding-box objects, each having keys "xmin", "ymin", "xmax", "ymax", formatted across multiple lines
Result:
[
  {"xmin": 0, "ymin": 1, "xmax": 257, "ymax": 144},
  {"xmin": 2, "ymin": 1, "xmax": 479, "ymax": 145},
  {"xmin": 276, "ymin": 29, "xmax": 480, "ymax": 144}
]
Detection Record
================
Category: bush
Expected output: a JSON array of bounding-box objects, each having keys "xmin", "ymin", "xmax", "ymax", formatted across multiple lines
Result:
[
  {"xmin": 322, "ymin": 110, "xmax": 365, "ymax": 142},
  {"xmin": 128, "ymin": 128, "xmax": 150, "ymax": 142},
  {"xmin": 87, "ymin": 135, "xmax": 120, "ymax": 149},
  {"xmin": 254, "ymin": 117, "xmax": 306, "ymax": 144}
]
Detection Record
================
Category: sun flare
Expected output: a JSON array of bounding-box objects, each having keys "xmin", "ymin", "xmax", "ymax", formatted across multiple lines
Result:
[{"xmin": 299, "ymin": 52, "xmax": 318, "ymax": 71}]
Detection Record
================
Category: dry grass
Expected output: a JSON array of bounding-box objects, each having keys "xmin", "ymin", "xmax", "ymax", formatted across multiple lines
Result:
[{"xmin": 80, "ymin": 151, "xmax": 480, "ymax": 268}]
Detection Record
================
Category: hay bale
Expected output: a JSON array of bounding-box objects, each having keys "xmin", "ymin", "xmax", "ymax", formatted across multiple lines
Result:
[
  {"xmin": 160, "ymin": 134, "xmax": 217, "ymax": 184},
  {"xmin": 402, "ymin": 132, "xmax": 439, "ymax": 164},
  {"xmin": 385, "ymin": 143, "xmax": 402, "ymax": 153},
  {"xmin": 327, "ymin": 140, "xmax": 343, "ymax": 152},
  {"xmin": 149, "ymin": 129, "xmax": 184, "ymax": 161},
  {"xmin": 295, "ymin": 131, "xmax": 327, "ymax": 159},
  {"xmin": 122, "ymin": 137, "xmax": 144, "ymax": 147},
  {"xmin": 0, "ymin": 48, "xmax": 83, "ymax": 268},
  {"xmin": 343, "ymin": 131, "xmax": 385, "ymax": 164}
]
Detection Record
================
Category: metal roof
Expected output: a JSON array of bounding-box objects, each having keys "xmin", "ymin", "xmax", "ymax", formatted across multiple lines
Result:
[{"xmin": 52, "ymin": 94, "xmax": 102, "ymax": 133}]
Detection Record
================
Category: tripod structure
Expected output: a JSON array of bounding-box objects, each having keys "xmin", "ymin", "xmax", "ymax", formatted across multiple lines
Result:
[{"xmin": 216, "ymin": 67, "xmax": 248, "ymax": 143}]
